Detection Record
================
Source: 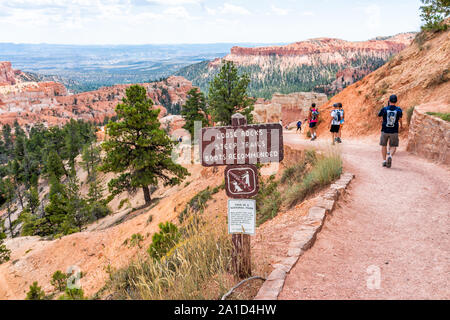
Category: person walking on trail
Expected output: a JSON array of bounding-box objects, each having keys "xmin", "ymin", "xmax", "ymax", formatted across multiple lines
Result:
[
  {"xmin": 308, "ymin": 103, "xmax": 320, "ymax": 141},
  {"xmin": 296, "ymin": 120, "xmax": 302, "ymax": 133},
  {"xmin": 329, "ymin": 103, "xmax": 341, "ymax": 145},
  {"xmin": 378, "ymin": 95, "xmax": 403, "ymax": 168},
  {"xmin": 337, "ymin": 102, "xmax": 344, "ymax": 143}
]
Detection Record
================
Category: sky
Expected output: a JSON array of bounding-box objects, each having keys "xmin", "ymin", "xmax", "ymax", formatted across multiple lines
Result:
[{"xmin": 0, "ymin": 0, "xmax": 423, "ymax": 45}]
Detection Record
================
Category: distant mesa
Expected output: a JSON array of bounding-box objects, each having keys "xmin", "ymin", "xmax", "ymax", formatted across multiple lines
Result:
[{"xmin": 177, "ymin": 33, "xmax": 416, "ymax": 99}]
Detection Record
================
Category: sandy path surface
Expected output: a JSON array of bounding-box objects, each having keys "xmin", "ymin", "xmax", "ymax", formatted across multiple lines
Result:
[{"xmin": 279, "ymin": 132, "xmax": 450, "ymax": 300}]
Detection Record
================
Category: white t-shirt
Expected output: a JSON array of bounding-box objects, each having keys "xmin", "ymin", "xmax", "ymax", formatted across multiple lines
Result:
[{"xmin": 331, "ymin": 109, "xmax": 341, "ymax": 126}]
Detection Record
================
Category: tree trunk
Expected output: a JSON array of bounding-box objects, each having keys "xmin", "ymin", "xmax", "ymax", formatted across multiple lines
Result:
[
  {"xmin": 17, "ymin": 188, "xmax": 24, "ymax": 210},
  {"xmin": 7, "ymin": 205, "xmax": 13, "ymax": 238},
  {"xmin": 143, "ymin": 186, "xmax": 151, "ymax": 205}
]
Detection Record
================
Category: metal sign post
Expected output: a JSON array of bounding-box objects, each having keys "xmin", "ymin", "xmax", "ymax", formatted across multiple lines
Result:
[{"xmin": 200, "ymin": 113, "xmax": 284, "ymax": 279}]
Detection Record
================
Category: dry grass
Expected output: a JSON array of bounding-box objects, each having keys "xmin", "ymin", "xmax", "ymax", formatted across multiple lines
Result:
[
  {"xmin": 283, "ymin": 150, "xmax": 342, "ymax": 208},
  {"xmin": 106, "ymin": 220, "xmax": 233, "ymax": 300}
]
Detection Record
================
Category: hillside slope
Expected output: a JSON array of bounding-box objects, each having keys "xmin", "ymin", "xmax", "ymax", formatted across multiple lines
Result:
[
  {"xmin": 177, "ymin": 33, "xmax": 415, "ymax": 99},
  {"xmin": 316, "ymin": 29, "xmax": 450, "ymax": 137}
]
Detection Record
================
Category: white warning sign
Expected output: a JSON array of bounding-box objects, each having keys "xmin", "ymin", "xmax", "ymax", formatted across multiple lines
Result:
[{"xmin": 228, "ymin": 199, "xmax": 256, "ymax": 235}]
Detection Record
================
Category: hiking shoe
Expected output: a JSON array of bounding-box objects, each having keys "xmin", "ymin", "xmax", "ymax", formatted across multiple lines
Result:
[
  {"xmin": 386, "ymin": 156, "xmax": 392, "ymax": 168},
  {"xmin": 337, "ymin": 137, "xmax": 342, "ymax": 143},
  {"xmin": 382, "ymin": 161, "xmax": 387, "ymax": 167}
]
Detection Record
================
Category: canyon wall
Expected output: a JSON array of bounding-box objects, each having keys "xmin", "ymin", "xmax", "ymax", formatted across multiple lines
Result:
[
  {"xmin": 252, "ymin": 92, "xmax": 328, "ymax": 124},
  {"xmin": 0, "ymin": 63, "xmax": 193, "ymax": 128}
]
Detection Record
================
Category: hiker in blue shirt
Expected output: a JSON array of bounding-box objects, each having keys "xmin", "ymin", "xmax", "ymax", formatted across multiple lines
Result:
[
  {"xmin": 296, "ymin": 120, "xmax": 302, "ymax": 133},
  {"xmin": 378, "ymin": 95, "xmax": 403, "ymax": 168}
]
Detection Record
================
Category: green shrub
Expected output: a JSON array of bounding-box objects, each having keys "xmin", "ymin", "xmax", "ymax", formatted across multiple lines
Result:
[
  {"xmin": 255, "ymin": 175, "xmax": 281, "ymax": 226},
  {"xmin": 284, "ymin": 153, "xmax": 342, "ymax": 208},
  {"xmin": 178, "ymin": 186, "xmax": 217, "ymax": 223},
  {"xmin": 426, "ymin": 112, "xmax": 450, "ymax": 121},
  {"xmin": 0, "ymin": 229, "xmax": 10, "ymax": 264},
  {"xmin": 147, "ymin": 222, "xmax": 180, "ymax": 260},
  {"xmin": 51, "ymin": 270, "xmax": 68, "ymax": 292},
  {"xmin": 129, "ymin": 233, "xmax": 144, "ymax": 248},
  {"xmin": 26, "ymin": 282, "xmax": 46, "ymax": 300},
  {"xmin": 58, "ymin": 287, "xmax": 86, "ymax": 300}
]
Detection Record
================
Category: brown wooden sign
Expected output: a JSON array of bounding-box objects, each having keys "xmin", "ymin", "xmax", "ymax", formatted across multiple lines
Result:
[
  {"xmin": 225, "ymin": 165, "xmax": 259, "ymax": 199},
  {"xmin": 200, "ymin": 123, "xmax": 284, "ymax": 167}
]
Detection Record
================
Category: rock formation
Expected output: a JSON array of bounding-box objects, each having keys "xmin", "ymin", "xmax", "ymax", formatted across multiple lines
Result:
[
  {"xmin": 0, "ymin": 63, "xmax": 194, "ymax": 128},
  {"xmin": 0, "ymin": 62, "xmax": 18, "ymax": 86},
  {"xmin": 178, "ymin": 33, "xmax": 416, "ymax": 98},
  {"xmin": 252, "ymin": 92, "xmax": 328, "ymax": 124}
]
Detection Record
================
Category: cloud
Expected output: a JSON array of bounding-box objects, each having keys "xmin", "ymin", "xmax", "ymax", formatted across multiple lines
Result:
[
  {"xmin": 221, "ymin": 3, "xmax": 250, "ymax": 15},
  {"xmin": 205, "ymin": 6, "xmax": 217, "ymax": 15},
  {"xmin": 364, "ymin": 4, "xmax": 381, "ymax": 30},
  {"xmin": 144, "ymin": 0, "xmax": 201, "ymax": 5},
  {"xmin": 301, "ymin": 11, "xmax": 315, "ymax": 16},
  {"xmin": 163, "ymin": 6, "xmax": 191, "ymax": 19},
  {"xmin": 271, "ymin": 5, "xmax": 288, "ymax": 16}
]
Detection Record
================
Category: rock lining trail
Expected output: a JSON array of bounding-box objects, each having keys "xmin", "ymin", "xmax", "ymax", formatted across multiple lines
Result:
[{"xmin": 279, "ymin": 132, "xmax": 450, "ymax": 300}]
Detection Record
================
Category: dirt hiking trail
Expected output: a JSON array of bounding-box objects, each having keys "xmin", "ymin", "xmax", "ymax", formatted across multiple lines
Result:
[{"xmin": 280, "ymin": 132, "xmax": 450, "ymax": 299}]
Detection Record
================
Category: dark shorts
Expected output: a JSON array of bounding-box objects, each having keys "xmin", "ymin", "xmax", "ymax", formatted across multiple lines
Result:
[
  {"xmin": 309, "ymin": 122, "xmax": 317, "ymax": 128},
  {"xmin": 330, "ymin": 125, "xmax": 340, "ymax": 133},
  {"xmin": 380, "ymin": 132, "xmax": 399, "ymax": 147}
]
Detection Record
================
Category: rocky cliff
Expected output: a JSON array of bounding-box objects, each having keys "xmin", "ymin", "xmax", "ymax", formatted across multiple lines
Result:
[
  {"xmin": 0, "ymin": 64, "xmax": 194, "ymax": 127},
  {"xmin": 0, "ymin": 62, "xmax": 18, "ymax": 86},
  {"xmin": 315, "ymin": 28, "xmax": 450, "ymax": 138},
  {"xmin": 177, "ymin": 33, "xmax": 415, "ymax": 99},
  {"xmin": 253, "ymin": 92, "xmax": 328, "ymax": 124}
]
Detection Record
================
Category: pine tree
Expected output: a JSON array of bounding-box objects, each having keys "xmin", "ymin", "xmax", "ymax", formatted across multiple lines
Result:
[
  {"xmin": 100, "ymin": 85, "xmax": 189, "ymax": 205},
  {"xmin": 81, "ymin": 144, "xmax": 101, "ymax": 181},
  {"xmin": 26, "ymin": 282, "xmax": 46, "ymax": 300},
  {"xmin": 181, "ymin": 88, "xmax": 209, "ymax": 139},
  {"xmin": 420, "ymin": 0, "xmax": 450, "ymax": 31},
  {"xmin": 0, "ymin": 220, "xmax": 11, "ymax": 264},
  {"xmin": 208, "ymin": 60, "xmax": 255, "ymax": 125},
  {"xmin": 45, "ymin": 150, "xmax": 66, "ymax": 180},
  {"xmin": 51, "ymin": 270, "xmax": 68, "ymax": 292},
  {"xmin": 26, "ymin": 186, "xmax": 40, "ymax": 215},
  {"xmin": 64, "ymin": 119, "xmax": 83, "ymax": 170},
  {"xmin": 1, "ymin": 178, "xmax": 16, "ymax": 238}
]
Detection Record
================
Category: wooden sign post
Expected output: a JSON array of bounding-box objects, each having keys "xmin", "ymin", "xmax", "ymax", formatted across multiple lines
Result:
[
  {"xmin": 230, "ymin": 114, "xmax": 252, "ymax": 278},
  {"xmin": 200, "ymin": 113, "xmax": 284, "ymax": 279}
]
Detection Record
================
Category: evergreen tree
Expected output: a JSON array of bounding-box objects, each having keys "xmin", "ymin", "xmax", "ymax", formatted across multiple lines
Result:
[
  {"xmin": 41, "ymin": 175, "xmax": 69, "ymax": 235},
  {"xmin": 100, "ymin": 85, "xmax": 189, "ymax": 205},
  {"xmin": 181, "ymin": 88, "xmax": 209, "ymax": 139},
  {"xmin": 0, "ymin": 220, "xmax": 11, "ymax": 264},
  {"xmin": 1, "ymin": 178, "xmax": 16, "ymax": 237},
  {"xmin": 81, "ymin": 144, "xmax": 101, "ymax": 181},
  {"xmin": 51, "ymin": 270, "xmax": 68, "ymax": 292},
  {"xmin": 45, "ymin": 150, "xmax": 66, "ymax": 180},
  {"xmin": 207, "ymin": 60, "xmax": 255, "ymax": 125},
  {"xmin": 25, "ymin": 282, "xmax": 46, "ymax": 300},
  {"xmin": 64, "ymin": 119, "xmax": 83, "ymax": 170},
  {"xmin": 26, "ymin": 186, "xmax": 40, "ymax": 215},
  {"xmin": 2, "ymin": 124, "xmax": 13, "ymax": 161},
  {"xmin": 420, "ymin": 0, "xmax": 450, "ymax": 31}
]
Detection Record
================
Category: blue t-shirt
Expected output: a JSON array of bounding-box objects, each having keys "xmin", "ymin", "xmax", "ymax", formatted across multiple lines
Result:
[{"xmin": 378, "ymin": 105, "xmax": 403, "ymax": 133}]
